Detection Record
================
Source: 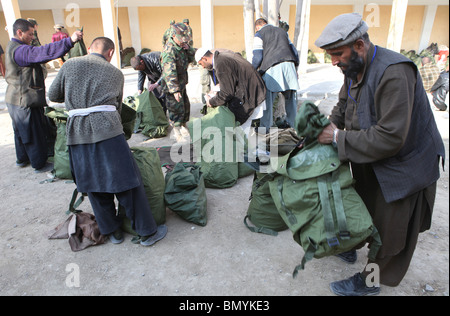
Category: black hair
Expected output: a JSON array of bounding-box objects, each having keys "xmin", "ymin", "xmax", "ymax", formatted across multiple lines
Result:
[
  {"xmin": 13, "ymin": 19, "xmax": 34, "ymax": 36},
  {"xmin": 90, "ymin": 37, "xmax": 115, "ymax": 55}
]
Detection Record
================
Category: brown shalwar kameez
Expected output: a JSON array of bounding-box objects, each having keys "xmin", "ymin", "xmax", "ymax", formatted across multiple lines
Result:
[{"xmin": 331, "ymin": 44, "xmax": 441, "ymax": 286}]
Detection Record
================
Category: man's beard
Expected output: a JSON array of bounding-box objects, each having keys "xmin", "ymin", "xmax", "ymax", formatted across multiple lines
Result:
[{"xmin": 338, "ymin": 49, "xmax": 365, "ymax": 81}]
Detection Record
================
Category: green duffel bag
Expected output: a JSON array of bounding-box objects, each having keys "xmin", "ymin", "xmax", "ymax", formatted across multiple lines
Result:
[
  {"xmin": 120, "ymin": 147, "xmax": 167, "ymax": 235},
  {"xmin": 244, "ymin": 172, "xmax": 288, "ymax": 236},
  {"xmin": 121, "ymin": 103, "xmax": 137, "ymax": 141},
  {"xmin": 133, "ymin": 89, "xmax": 169, "ymax": 138},
  {"xmin": 66, "ymin": 27, "xmax": 87, "ymax": 60},
  {"xmin": 164, "ymin": 163, "xmax": 207, "ymax": 226},
  {"xmin": 268, "ymin": 101, "xmax": 382, "ymax": 277},
  {"xmin": 188, "ymin": 106, "xmax": 240, "ymax": 189},
  {"xmin": 45, "ymin": 107, "xmax": 72, "ymax": 180}
]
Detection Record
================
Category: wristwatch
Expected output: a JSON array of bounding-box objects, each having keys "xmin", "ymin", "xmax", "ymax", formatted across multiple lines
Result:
[{"xmin": 332, "ymin": 129, "xmax": 338, "ymax": 148}]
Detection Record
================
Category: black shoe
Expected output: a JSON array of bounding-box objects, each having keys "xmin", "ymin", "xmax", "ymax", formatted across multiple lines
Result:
[
  {"xmin": 16, "ymin": 160, "xmax": 30, "ymax": 168},
  {"xmin": 140, "ymin": 225, "xmax": 167, "ymax": 247},
  {"xmin": 108, "ymin": 229, "xmax": 124, "ymax": 244},
  {"xmin": 335, "ymin": 250, "xmax": 357, "ymax": 264},
  {"xmin": 34, "ymin": 162, "xmax": 53, "ymax": 173},
  {"xmin": 330, "ymin": 273, "xmax": 380, "ymax": 296}
]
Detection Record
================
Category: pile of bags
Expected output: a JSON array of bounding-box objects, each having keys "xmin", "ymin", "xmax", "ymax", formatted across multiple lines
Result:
[{"xmin": 244, "ymin": 101, "xmax": 382, "ymax": 277}]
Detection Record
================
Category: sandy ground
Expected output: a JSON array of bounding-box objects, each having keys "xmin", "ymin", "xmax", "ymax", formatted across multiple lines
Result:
[{"xmin": 0, "ymin": 64, "xmax": 448, "ymax": 297}]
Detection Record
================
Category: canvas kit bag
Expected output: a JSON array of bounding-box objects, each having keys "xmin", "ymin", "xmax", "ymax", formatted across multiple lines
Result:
[{"xmin": 267, "ymin": 101, "xmax": 382, "ymax": 277}]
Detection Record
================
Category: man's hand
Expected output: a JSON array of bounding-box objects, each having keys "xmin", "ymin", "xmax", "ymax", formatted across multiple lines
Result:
[
  {"xmin": 174, "ymin": 92, "xmax": 182, "ymax": 102},
  {"xmin": 71, "ymin": 31, "xmax": 83, "ymax": 43},
  {"xmin": 318, "ymin": 122, "xmax": 338, "ymax": 144},
  {"xmin": 205, "ymin": 94, "xmax": 212, "ymax": 107},
  {"xmin": 148, "ymin": 83, "xmax": 159, "ymax": 92}
]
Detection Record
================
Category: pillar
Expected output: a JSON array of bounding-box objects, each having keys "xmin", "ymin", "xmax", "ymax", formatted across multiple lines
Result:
[
  {"xmin": 128, "ymin": 6, "xmax": 142, "ymax": 53},
  {"xmin": 99, "ymin": 0, "xmax": 121, "ymax": 68},
  {"xmin": 200, "ymin": 0, "xmax": 214, "ymax": 49},
  {"xmin": 386, "ymin": 0, "xmax": 409, "ymax": 53},
  {"xmin": 294, "ymin": 0, "xmax": 311, "ymax": 74},
  {"xmin": 418, "ymin": 5, "xmax": 438, "ymax": 53},
  {"xmin": 1, "ymin": 0, "xmax": 21, "ymax": 39}
]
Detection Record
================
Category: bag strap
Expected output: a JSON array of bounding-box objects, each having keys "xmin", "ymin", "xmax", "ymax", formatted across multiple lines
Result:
[
  {"xmin": 330, "ymin": 170, "xmax": 350, "ymax": 240},
  {"xmin": 277, "ymin": 177, "xmax": 298, "ymax": 226},
  {"xmin": 317, "ymin": 175, "xmax": 339, "ymax": 247},
  {"xmin": 244, "ymin": 216, "xmax": 278, "ymax": 236},
  {"xmin": 293, "ymin": 240, "xmax": 317, "ymax": 278},
  {"xmin": 66, "ymin": 188, "xmax": 87, "ymax": 215},
  {"xmin": 368, "ymin": 226, "xmax": 383, "ymax": 261}
]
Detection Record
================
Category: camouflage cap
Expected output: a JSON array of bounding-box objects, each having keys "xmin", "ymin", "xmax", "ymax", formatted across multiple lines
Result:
[
  {"xmin": 172, "ymin": 22, "xmax": 191, "ymax": 44},
  {"xmin": 27, "ymin": 18, "xmax": 38, "ymax": 26}
]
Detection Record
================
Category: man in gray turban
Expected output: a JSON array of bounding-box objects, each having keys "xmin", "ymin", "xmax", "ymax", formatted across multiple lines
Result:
[{"xmin": 316, "ymin": 13, "xmax": 445, "ymax": 296}]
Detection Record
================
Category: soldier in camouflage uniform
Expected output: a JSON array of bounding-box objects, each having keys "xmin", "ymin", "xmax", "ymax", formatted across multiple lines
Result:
[
  {"xmin": 183, "ymin": 19, "xmax": 194, "ymax": 47},
  {"xmin": 162, "ymin": 20, "xmax": 176, "ymax": 47},
  {"xmin": 161, "ymin": 22, "xmax": 196, "ymax": 142}
]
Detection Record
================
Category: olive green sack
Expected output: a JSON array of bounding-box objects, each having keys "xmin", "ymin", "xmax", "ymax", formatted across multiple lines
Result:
[
  {"xmin": 187, "ymin": 106, "xmax": 252, "ymax": 189},
  {"xmin": 131, "ymin": 89, "xmax": 169, "ymax": 139},
  {"xmin": 120, "ymin": 147, "xmax": 167, "ymax": 235},
  {"xmin": 45, "ymin": 107, "xmax": 72, "ymax": 180},
  {"xmin": 164, "ymin": 163, "xmax": 207, "ymax": 226},
  {"xmin": 268, "ymin": 101, "xmax": 382, "ymax": 277},
  {"xmin": 244, "ymin": 172, "xmax": 288, "ymax": 236}
]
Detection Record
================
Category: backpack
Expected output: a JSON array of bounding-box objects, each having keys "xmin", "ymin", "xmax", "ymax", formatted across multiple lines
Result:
[
  {"xmin": 244, "ymin": 172, "xmax": 288, "ymax": 236},
  {"xmin": 268, "ymin": 101, "xmax": 382, "ymax": 277}
]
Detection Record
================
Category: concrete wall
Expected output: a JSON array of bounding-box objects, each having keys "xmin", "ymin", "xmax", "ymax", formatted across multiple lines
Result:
[
  {"xmin": 138, "ymin": 6, "xmax": 201, "ymax": 52},
  {"xmin": 302, "ymin": 4, "xmax": 449, "ymax": 53}
]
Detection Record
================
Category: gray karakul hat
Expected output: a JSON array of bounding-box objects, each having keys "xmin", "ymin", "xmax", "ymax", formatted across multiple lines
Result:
[{"xmin": 315, "ymin": 13, "xmax": 369, "ymax": 50}]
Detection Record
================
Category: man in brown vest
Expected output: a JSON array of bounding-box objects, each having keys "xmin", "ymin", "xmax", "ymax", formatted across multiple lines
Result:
[
  {"xmin": 5, "ymin": 19, "xmax": 82, "ymax": 172},
  {"xmin": 316, "ymin": 13, "xmax": 445, "ymax": 296}
]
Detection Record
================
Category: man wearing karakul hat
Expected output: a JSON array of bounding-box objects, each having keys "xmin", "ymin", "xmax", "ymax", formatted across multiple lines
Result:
[{"xmin": 315, "ymin": 13, "xmax": 445, "ymax": 296}]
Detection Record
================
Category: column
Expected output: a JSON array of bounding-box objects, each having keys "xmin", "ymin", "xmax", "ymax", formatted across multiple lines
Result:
[
  {"xmin": 52, "ymin": 9, "xmax": 65, "ymax": 27},
  {"xmin": 294, "ymin": 0, "xmax": 311, "ymax": 74},
  {"xmin": 1, "ymin": 0, "xmax": 21, "ymax": 39},
  {"xmin": 99, "ymin": 0, "xmax": 121, "ymax": 68},
  {"xmin": 386, "ymin": 0, "xmax": 409, "ymax": 53},
  {"xmin": 418, "ymin": 5, "xmax": 438, "ymax": 53},
  {"xmin": 254, "ymin": 0, "xmax": 262, "ymax": 20},
  {"xmin": 128, "ymin": 6, "xmax": 142, "ymax": 53},
  {"xmin": 200, "ymin": 0, "xmax": 214, "ymax": 49},
  {"xmin": 244, "ymin": 0, "xmax": 255, "ymax": 62},
  {"xmin": 267, "ymin": 0, "xmax": 279, "ymax": 26}
]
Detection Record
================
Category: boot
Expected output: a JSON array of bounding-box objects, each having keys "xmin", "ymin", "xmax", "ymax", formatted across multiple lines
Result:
[{"xmin": 170, "ymin": 126, "xmax": 182, "ymax": 141}]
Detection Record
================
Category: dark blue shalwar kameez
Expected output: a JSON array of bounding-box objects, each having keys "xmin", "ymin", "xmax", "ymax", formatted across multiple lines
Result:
[{"xmin": 69, "ymin": 134, "xmax": 157, "ymax": 237}]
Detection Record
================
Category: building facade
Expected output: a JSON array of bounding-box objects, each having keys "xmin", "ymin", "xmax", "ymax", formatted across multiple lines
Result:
[{"xmin": 1, "ymin": 0, "xmax": 448, "ymax": 68}]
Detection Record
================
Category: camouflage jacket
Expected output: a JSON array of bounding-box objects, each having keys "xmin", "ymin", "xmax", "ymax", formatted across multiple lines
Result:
[{"xmin": 161, "ymin": 37, "xmax": 195, "ymax": 94}]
